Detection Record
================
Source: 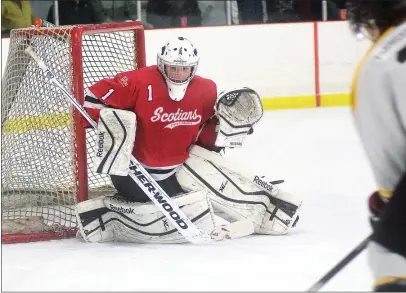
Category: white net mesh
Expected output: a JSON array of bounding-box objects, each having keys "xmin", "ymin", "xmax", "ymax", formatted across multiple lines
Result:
[{"xmin": 1, "ymin": 23, "xmax": 143, "ymax": 241}]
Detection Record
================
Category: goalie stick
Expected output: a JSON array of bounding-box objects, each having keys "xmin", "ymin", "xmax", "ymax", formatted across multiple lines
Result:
[{"xmin": 24, "ymin": 45, "xmax": 215, "ymax": 244}]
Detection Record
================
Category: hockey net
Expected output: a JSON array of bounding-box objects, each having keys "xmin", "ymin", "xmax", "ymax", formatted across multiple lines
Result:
[{"xmin": 1, "ymin": 22, "xmax": 146, "ymax": 243}]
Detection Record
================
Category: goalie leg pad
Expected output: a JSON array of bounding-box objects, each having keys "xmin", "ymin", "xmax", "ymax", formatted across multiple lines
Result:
[
  {"xmin": 258, "ymin": 189, "xmax": 302, "ymax": 235},
  {"xmin": 178, "ymin": 145, "xmax": 302, "ymax": 235},
  {"xmin": 93, "ymin": 108, "xmax": 137, "ymax": 176},
  {"xmin": 76, "ymin": 190, "xmax": 216, "ymax": 244},
  {"xmin": 177, "ymin": 151, "xmax": 270, "ymax": 231},
  {"xmin": 75, "ymin": 197, "xmax": 115, "ymax": 243}
]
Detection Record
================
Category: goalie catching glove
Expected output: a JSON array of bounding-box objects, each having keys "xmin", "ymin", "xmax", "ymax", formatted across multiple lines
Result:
[{"xmin": 213, "ymin": 87, "xmax": 263, "ymax": 148}]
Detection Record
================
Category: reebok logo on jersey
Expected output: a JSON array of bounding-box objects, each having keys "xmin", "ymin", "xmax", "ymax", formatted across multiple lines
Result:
[
  {"xmin": 151, "ymin": 107, "xmax": 202, "ymax": 129},
  {"xmin": 118, "ymin": 75, "xmax": 129, "ymax": 87},
  {"xmin": 110, "ymin": 204, "xmax": 135, "ymax": 214}
]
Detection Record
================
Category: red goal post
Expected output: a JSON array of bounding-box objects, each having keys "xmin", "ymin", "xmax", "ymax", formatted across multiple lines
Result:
[{"xmin": 1, "ymin": 21, "xmax": 146, "ymax": 243}]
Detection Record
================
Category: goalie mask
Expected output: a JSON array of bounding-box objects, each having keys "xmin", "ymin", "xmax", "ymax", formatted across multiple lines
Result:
[{"xmin": 157, "ymin": 37, "xmax": 199, "ymax": 102}]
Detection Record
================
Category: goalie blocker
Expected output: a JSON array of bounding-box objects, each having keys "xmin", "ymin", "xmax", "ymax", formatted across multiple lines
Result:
[
  {"xmin": 92, "ymin": 108, "xmax": 137, "ymax": 176},
  {"xmin": 76, "ymin": 145, "xmax": 302, "ymax": 243}
]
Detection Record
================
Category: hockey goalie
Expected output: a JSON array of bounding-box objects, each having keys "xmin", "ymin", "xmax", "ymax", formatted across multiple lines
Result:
[{"xmin": 76, "ymin": 36, "xmax": 302, "ymax": 244}]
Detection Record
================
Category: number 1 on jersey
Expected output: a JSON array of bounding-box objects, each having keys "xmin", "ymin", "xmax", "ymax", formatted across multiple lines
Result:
[
  {"xmin": 101, "ymin": 89, "xmax": 114, "ymax": 100},
  {"xmin": 147, "ymin": 84, "xmax": 153, "ymax": 101}
]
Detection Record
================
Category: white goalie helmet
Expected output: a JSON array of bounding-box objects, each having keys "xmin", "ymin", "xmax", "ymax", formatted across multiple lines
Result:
[{"xmin": 157, "ymin": 37, "xmax": 199, "ymax": 101}]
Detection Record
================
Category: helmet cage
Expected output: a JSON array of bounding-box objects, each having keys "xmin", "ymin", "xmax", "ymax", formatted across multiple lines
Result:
[{"xmin": 158, "ymin": 59, "xmax": 198, "ymax": 85}]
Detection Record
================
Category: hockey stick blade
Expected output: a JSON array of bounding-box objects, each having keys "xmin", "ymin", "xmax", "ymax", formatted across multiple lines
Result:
[
  {"xmin": 24, "ymin": 46, "xmax": 214, "ymax": 244},
  {"xmin": 307, "ymin": 234, "xmax": 371, "ymax": 291}
]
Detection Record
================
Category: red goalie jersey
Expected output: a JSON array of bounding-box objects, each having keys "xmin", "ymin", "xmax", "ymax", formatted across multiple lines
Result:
[{"xmin": 83, "ymin": 65, "xmax": 218, "ymax": 177}]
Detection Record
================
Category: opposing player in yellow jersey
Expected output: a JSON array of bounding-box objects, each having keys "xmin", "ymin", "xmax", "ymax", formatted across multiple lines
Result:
[{"xmin": 347, "ymin": 0, "xmax": 406, "ymax": 291}]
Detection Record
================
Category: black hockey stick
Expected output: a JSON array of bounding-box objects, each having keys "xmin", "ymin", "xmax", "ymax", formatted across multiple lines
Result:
[{"xmin": 307, "ymin": 234, "xmax": 372, "ymax": 291}]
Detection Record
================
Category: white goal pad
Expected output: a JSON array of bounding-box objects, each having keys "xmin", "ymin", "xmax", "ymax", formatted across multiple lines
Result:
[
  {"xmin": 177, "ymin": 145, "xmax": 302, "ymax": 235},
  {"xmin": 75, "ymin": 190, "xmax": 216, "ymax": 244}
]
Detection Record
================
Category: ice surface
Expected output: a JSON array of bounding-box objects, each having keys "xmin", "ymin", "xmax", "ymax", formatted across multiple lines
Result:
[{"xmin": 2, "ymin": 107, "xmax": 375, "ymax": 291}]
